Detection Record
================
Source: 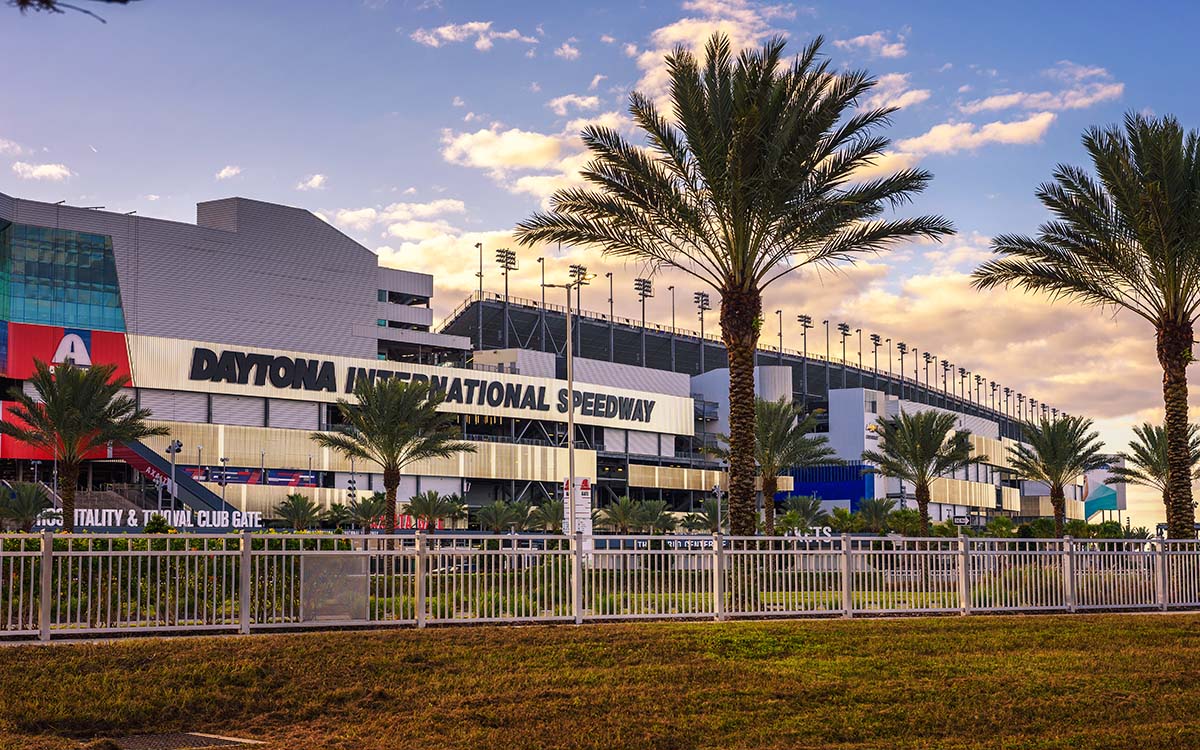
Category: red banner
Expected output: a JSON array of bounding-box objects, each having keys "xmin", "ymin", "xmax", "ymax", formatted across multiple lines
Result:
[{"xmin": 3, "ymin": 323, "xmax": 131, "ymax": 382}]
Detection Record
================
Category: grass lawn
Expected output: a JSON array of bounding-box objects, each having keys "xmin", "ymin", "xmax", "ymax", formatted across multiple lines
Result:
[{"xmin": 3, "ymin": 614, "xmax": 1200, "ymax": 749}]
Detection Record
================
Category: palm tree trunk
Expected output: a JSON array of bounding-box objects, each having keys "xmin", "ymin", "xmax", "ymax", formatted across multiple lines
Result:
[
  {"xmin": 720, "ymin": 287, "xmax": 762, "ymax": 537},
  {"xmin": 383, "ymin": 468, "xmax": 399, "ymax": 536},
  {"xmin": 1158, "ymin": 320, "xmax": 1195, "ymax": 539},
  {"xmin": 61, "ymin": 462, "xmax": 79, "ymax": 533},
  {"xmin": 762, "ymin": 475, "xmax": 777, "ymax": 535},
  {"xmin": 1051, "ymin": 484, "xmax": 1065, "ymax": 538},
  {"xmin": 915, "ymin": 481, "xmax": 931, "ymax": 536}
]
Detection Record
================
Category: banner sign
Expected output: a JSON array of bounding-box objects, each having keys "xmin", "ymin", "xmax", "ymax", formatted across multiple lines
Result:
[{"xmin": 38, "ymin": 507, "xmax": 264, "ymax": 531}]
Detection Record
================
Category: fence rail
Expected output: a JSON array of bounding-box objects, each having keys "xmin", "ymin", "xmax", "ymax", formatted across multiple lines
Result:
[{"xmin": 2, "ymin": 532, "xmax": 1197, "ymax": 641}]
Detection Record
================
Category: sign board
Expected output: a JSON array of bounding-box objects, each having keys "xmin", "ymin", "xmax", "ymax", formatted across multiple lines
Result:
[
  {"xmin": 952, "ymin": 515, "xmax": 970, "ymax": 527},
  {"xmin": 562, "ymin": 477, "xmax": 594, "ymax": 546}
]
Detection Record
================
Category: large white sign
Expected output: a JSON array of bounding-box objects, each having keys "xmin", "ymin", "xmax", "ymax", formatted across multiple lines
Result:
[{"xmin": 562, "ymin": 477, "xmax": 594, "ymax": 545}]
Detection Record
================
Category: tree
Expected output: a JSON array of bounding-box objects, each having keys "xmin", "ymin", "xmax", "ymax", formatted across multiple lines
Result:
[
  {"xmin": 1008, "ymin": 415, "xmax": 1107, "ymax": 538},
  {"xmin": 716, "ymin": 398, "xmax": 838, "ymax": 535},
  {"xmin": 513, "ymin": 33, "xmax": 952, "ymax": 535},
  {"xmin": 639, "ymin": 500, "xmax": 677, "ymax": 534},
  {"xmin": 402, "ymin": 489, "xmax": 455, "ymax": 532},
  {"xmin": 274, "ymin": 494, "xmax": 324, "ymax": 531},
  {"xmin": 973, "ymin": 114, "xmax": 1200, "ymax": 539},
  {"xmin": 10, "ymin": 0, "xmax": 134, "ymax": 22},
  {"xmin": 598, "ymin": 496, "xmax": 643, "ymax": 534},
  {"xmin": 886, "ymin": 508, "xmax": 924, "ymax": 537},
  {"xmin": 861, "ymin": 410, "xmax": 985, "ymax": 536},
  {"xmin": 325, "ymin": 503, "xmax": 352, "ymax": 530},
  {"xmin": 0, "ymin": 360, "xmax": 167, "ymax": 533},
  {"xmin": 1106, "ymin": 422, "xmax": 1200, "ymax": 518},
  {"xmin": 985, "ymin": 516, "xmax": 1016, "ymax": 538},
  {"xmin": 444, "ymin": 494, "xmax": 469, "ymax": 531},
  {"xmin": 828, "ymin": 507, "xmax": 864, "ymax": 533},
  {"xmin": 530, "ymin": 499, "xmax": 565, "ymax": 533},
  {"xmin": 782, "ymin": 495, "xmax": 829, "ymax": 530},
  {"xmin": 856, "ymin": 496, "xmax": 896, "ymax": 534},
  {"xmin": 0, "ymin": 482, "xmax": 56, "ymax": 532},
  {"xmin": 475, "ymin": 500, "xmax": 528, "ymax": 534},
  {"xmin": 348, "ymin": 492, "xmax": 388, "ymax": 534},
  {"xmin": 312, "ymin": 378, "xmax": 474, "ymax": 536}
]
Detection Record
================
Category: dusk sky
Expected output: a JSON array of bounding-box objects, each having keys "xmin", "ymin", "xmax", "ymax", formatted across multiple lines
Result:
[{"xmin": 5, "ymin": 0, "xmax": 1200, "ymax": 525}]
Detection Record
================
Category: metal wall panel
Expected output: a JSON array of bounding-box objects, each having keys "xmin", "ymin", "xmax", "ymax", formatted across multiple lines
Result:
[
  {"xmin": 626, "ymin": 430, "xmax": 658, "ymax": 457},
  {"xmin": 138, "ymin": 389, "xmax": 208, "ymax": 423},
  {"xmin": 572, "ymin": 356, "xmax": 691, "ymax": 397},
  {"xmin": 268, "ymin": 398, "xmax": 319, "ymax": 430},
  {"xmin": 210, "ymin": 394, "xmax": 264, "ymax": 427}
]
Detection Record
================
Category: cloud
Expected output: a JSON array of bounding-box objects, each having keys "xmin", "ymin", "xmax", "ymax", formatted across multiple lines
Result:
[
  {"xmin": 589, "ymin": 74, "xmax": 608, "ymax": 90},
  {"xmin": 334, "ymin": 207, "xmax": 379, "ymax": 231},
  {"xmin": 833, "ymin": 30, "xmax": 907, "ymax": 58},
  {"xmin": 959, "ymin": 60, "xmax": 1123, "ymax": 115},
  {"xmin": 863, "ymin": 73, "xmax": 931, "ymax": 110},
  {"xmin": 623, "ymin": 42, "xmax": 638, "ymax": 57},
  {"xmin": 410, "ymin": 21, "xmax": 537, "ymax": 51},
  {"xmin": 554, "ymin": 42, "xmax": 581, "ymax": 60},
  {"xmin": 441, "ymin": 126, "xmax": 565, "ymax": 176},
  {"xmin": 600, "ymin": 34, "xmax": 616, "ymax": 43},
  {"xmin": 295, "ymin": 174, "xmax": 327, "ymax": 191},
  {"xmin": 144, "ymin": 194, "xmax": 160, "ymax": 201},
  {"xmin": 334, "ymin": 198, "xmax": 467, "ymax": 236},
  {"xmin": 529, "ymin": 82, "xmax": 542, "ymax": 93},
  {"xmin": 897, "ymin": 112, "xmax": 1056, "ymax": 155},
  {"xmin": 849, "ymin": 150, "xmax": 921, "ymax": 181},
  {"xmin": 11, "ymin": 161, "xmax": 72, "ymax": 181},
  {"xmin": 547, "ymin": 94, "xmax": 600, "ymax": 116},
  {"xmin": 215, "ymin": 165, "xmax": 241, "ymax": 180},
  {"xmin": 452, "ymin": 96, "xmax": 465, "ymax": 107},
  {"xmin": 0, "ymin": 138, "xmax": 23, "ymax": 156}
]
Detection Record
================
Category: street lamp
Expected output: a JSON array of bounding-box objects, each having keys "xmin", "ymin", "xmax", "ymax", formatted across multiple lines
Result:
[
  {"xmin": 712, "ymin": 483, "xmax": 726, "ymax": 534},
  {"xmin": 822, "ymin": 320, "xmax": 831, "ymax": 396},
  {"xmin": 668, "ymin": 285, "xmax": 677, "ymax": 371},
  {"xmin": 869, "ymin": 334, "xmax": 882, "ymax": 391},
  {"xmin": 837, "ymin": 323, "xmax": 850, "ymax": 388},
  {"xmin": 896, "ymin": 342, "xmax": 908, "ymax": 400},
  {"xmin": 606, "ymin": 272, "xmax": 615, "ymax": 362},
  {"xmin": 634, "ymin": 277, "xmax": 653, "ymax": 366},
  {"xmin": 196, "ymin": 445, "xmax": 203, "ymax": 482},
  {"xmin": 958, "ymin": 367, "xmax": 967, "ymax": 403},
  {"xmin": 165, "ymin": 439, "xmax": 183, "ymax": 513},
  {"xmin": 855, "ymin": 328, "xmax": 862, "ymax": 373},
  {"xmin": 495, "ymin": 248, "xmax": 517, "ymax": 349},
  {"xmin": 474, "ymin": 242, "xmax": 484, "ymax": 352},
  {"xmin": 797, "ymin": 314, "xmax": 813, "ymax": 402},
  {"xmin": 568, "ymin": 264, "xmax": 590, "ymax": 357},
  {"xmin": 694, "ymin": 291, "xmax": 711, "ymax": 373},
  {"xmin": 545, "ymin": 269, "xmax": 597, "ymax": 533},
  {"xmin": 219, "ymin": 456, "xmax": 229, "ymax": 505}
]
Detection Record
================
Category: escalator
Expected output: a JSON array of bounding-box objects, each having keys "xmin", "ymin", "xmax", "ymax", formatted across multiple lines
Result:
[{"xmin": 110, "ymin": 441, "xmax": 237, "ymax": 515}]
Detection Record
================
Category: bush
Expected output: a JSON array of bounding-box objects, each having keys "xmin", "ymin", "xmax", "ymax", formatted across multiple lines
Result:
[{"xmin": 142, "ymin": 514, "xmax": 170, "ymax": 534}]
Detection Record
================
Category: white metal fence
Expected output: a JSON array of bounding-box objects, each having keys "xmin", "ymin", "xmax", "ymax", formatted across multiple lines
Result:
[{"xmin": 2, "ymin": 532, "xmax": 1198, "ymax": 641}]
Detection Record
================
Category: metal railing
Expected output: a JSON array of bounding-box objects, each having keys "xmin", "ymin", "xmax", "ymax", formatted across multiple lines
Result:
[{"xmin": 2, "ymin": 533, "xmax": 1197, "ymax": 641}]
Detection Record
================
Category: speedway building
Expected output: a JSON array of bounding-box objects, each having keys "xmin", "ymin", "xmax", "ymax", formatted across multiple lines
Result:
[{"xmin": 0, "ymin": 192, "xmax": 1120, "ymax": 529}]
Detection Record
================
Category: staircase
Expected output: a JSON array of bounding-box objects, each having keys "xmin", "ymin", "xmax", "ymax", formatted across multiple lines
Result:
[{"xmin": 111, "ymin": 441, "xmax": 237, "ymax": 515}]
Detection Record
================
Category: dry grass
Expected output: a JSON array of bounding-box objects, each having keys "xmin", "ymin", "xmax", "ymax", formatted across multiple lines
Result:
[{"xmin": 3, "ymin": 614, "xmax": 1200, "ymax": 749}]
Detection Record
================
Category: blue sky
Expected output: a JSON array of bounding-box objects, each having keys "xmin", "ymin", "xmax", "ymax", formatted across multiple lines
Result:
[{"xmin": 3, "ymin": 0, "xmax": 1199, "ymax": 524}]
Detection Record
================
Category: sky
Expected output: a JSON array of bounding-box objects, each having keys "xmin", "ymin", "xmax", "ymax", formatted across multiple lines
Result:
[{"xmin": 4, "ymin": 0, "xmax": 1200, "ymax": 527}]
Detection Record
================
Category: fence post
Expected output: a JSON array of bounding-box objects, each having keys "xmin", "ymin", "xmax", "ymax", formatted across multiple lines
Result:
[
  {"xmin": 957, "ymin": 534, "xmax": 970, "ymax": 615},
  {"xmin": 572, "ymin": 531, "xmax": 584, "ymax": 625},
  {"xmin": 712, "ymin": 533, "xmax": 724, "ymax": 621},
  {"xmin": 415, "ymin": 532, "xmax": 427, "ymax": 629},
  {"xmin": 841, "ymin": 533, "xmax": 853, "ymax": 618},
  {"xmin": 239, "ymin": 530, "xmax": 251, "ymax": 635},
  {"xmin": 38, "ymin": 530, "xmax": 52, "ymax": 642},
  {"xmin": 1063, "ymin": 536, "xmax": 1075, "ymax": 613},
  {"xmin": 1156, "ymin": 539, "xmax": 1169, "ymax": 611}
]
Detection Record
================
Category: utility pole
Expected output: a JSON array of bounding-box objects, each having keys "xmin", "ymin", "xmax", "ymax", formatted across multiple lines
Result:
[{"xmin": 635, "ymin": 277, "xmax": 653, "ymax": 366}]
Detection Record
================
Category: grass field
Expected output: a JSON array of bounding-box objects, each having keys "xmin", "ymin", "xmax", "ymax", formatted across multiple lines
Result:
[{"xmin": 4, "ymin": 614, "xmax": 1200, "ymax": 749}]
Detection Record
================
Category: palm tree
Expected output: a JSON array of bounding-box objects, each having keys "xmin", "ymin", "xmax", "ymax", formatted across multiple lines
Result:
[
  {"xmin": 782, "ymin": 495, "xmax": 829, "ymax": 530},
  {"xmin": 513, "ymin": 33, "xmax": 953, "ymax": 535},
  {"xmin": 0, "ymin": 482, "xmax": 57, "ymax": 532},
  {"xmin": 862, "ymin": 411, "xmax": 985, "ymax": 536},
  {"xmin": 680, "ymin": 512, "xmax": 707, "ymax": 532},
  {"xmin": 0, "ymin": 360, "xmax": 167, "ymax": 533},
  {"xmin": 325, "ymin": 503, "xmax": 352, "ymax": 530},
  {"xmin": 856, "ymin": 496, "xmax": 897, "ymax": 534},
  {"xmin": 444, "ymin": 494, "xmax": 469, "ymax": 531},
  {"xmin": 311, "ymin": 378, "xmax": 474, "ymax": 536},
  {"xmin": 348, "ymin": 492, "xmax": 388, "ymax": 534},
  {"xmin": 475, "ymin": 500, "xmax": 529, "ymax": 534},
  {"xmin": 1008, "ymin": 415, "xmax": 1107, "ymax": 538},
  {"xmin": 530, "ymin": 499, "xmax": 566, "ymax": 533},
  {"xmin": 716, "ymin": 398, "xmax": 839, "ymax": 535},
  {"xmin": 973, "ymin": 114, "xmax": 1200, "ymax": 539},
  {"xmin": 402, "ymin": 489, "xmax": 455, "ymax": 532},
  {"xmin": 1106, "ymin": 422, "xmax": 1200, "ymax": 516},
  {"xmin": 696, "ymin": 497, "xmax": 726, "ymax": 533},
  {"xmin": 639, "ymin": 499, "xmax": 677, "ymax": 534},
  {"xmin": 598, "ymin": 496, "xmax": 643, "ymax": 534},
  {"xmin": 274, "ymin": 493, "xmax": 324, "ymax": 531},
  {"xmin": 828, "ymin": 507, "xmax": 864, "ymax": 533}
]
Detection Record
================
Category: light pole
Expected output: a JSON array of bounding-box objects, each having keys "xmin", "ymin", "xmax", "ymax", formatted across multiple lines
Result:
[
  {"xmin": 568, "ymin": 264, "xmax": 589, "ymax": 357},
  {"xmin": 1004, "ymin": 387, "xmax": 1012, "ymax": 420},
  {"xmin": 694, "ymin": 291, "xmax": 711, "ymax": 373},
  {"xmin": 260, "ymin": 449, "xmax": 266, "ymax": 489},
  {"xmin": 870, "ymin": 334, "xmax": 881, "ymax": 391},
  {"xmin": 495, "ymin": 248, "xmax": 517, "ymax": 349},
  {"xmin": 165, "ymin": 439, "xmax": 183, "ymax": 513},
  {"xmin": 837, "ymin": 323, "xmax": 850, "ymax": 388},
  {"xmin": 975, "ymin": 374, "xmax": 984, "ymax": 407},
  {"xmin": 822, "ymin": 320, "xmax": 830, "ymax": 396},
  {"xmin": 219, "ymin": 456, "xmax": 229, "ymax": 506},
  {"xmin": 712, "ymin": 483, "xmax": 726, "ymax": 534},
  {"xmin": 942, "ymin": 361, "xmax": 952, "ymax": 404},
  {"xmin": 923, "ymin": 352, "xmax": 933, "ymax": 392},
  {"xmin": 474, "ymin": 242, "xmax": 484, "ymax": 352},
  {"xmin": 606, "ymin": 272, "xmax": 615, "ymax": 362},
  {"xmin": 668, "ymin": 285, "xmax": 676, "ymax": 372},
  {"xmin": 537, "ymin": 257, "xmax": 546, "ymax": 351},
  {"xmin": 776, "ymin": 309, "xmax": 784, "ymax": 365},
  {"xmin": 887, "ymin": 338, "xmax": 893, "ymax": 395},
  {"xmin": 635, "ymin": 277, "xmax": 653, "ymax": 366},
  {"xmin": 856, "ymin": 328, "xmax": 862, "ymax": 373},
  {"xmin": 797, "ymin": 314, "xmax": 813, "ymax": 403},
  {"xmin": 196, "ymin": 445, "xmax": 203, "ymax": 482},
  {"xmin": 896, "ymin": 342, "xmax": 907, "ymax": 400},
  {"xmin": 545, "ymin": 270, "xmax": 596, "ymax": 533},
  {"xmin": 958, "ymin": 368, "xmax": 967, "ymax": 403}
]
